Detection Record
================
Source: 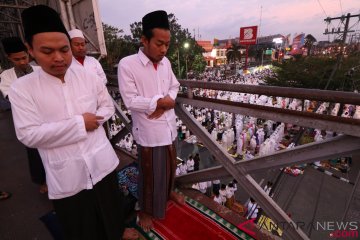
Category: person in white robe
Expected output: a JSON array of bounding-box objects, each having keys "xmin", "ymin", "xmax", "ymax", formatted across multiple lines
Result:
[
  {"xmin": 213, "ymin": 192, "xmax": 223, "ymax": 205},
  {"xmin": 179, "ymin": 161, "xmax": 188, "ymax": 175},
  {"xmin": 0, "ymin": 37, "xmax": 40, "ymax": 110},
  {"xmin": 186, "ymin": 155, "xmax": 195, "ymax": 172},
  {"xmin": 219, "ymin": 184, "xmax": 227, "ymax": 205},
  {"xmin": 246, "ymin": 198, "xmax": 258, "ymax": 219},
  {"xmin": 68, "ymin": 29, "xmax": 108, "ymax": 85},
  {"xmin": 10, "ymin": 5, "xmax": 138, "ymax": 240}
]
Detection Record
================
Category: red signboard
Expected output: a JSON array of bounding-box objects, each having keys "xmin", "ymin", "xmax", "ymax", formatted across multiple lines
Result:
[{"xmin": 239, "ymin": 26, "xmax": 258, "ymax": 45}]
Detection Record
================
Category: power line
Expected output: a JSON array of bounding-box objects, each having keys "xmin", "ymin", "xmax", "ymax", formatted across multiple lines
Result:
[
  {"xmin": 316, "ymin": 0, "xmax": 328, "ymax": 18},
  {"xmin": 317, "ymin": 0, "xmax": 335, "ymax": 41}
]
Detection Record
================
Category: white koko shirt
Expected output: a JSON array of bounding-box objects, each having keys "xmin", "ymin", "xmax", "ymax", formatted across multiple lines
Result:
[
  {"xmin": 117, "ymin": 49, "xmax": 180, "ymax": 147},
  {"xmin": 0, "ymin": 66, "xmax": 41, "ymax": 97},
  {"xmin": 9, "ymin": 66, "xmax": 118, "ymax": 199},
  {"xmin": 0, "ymin": 67, "xmax": 16, "ymax": 97},
  {"xmin": 72, "ymin": 56, "xmax": 108, "ymax": 85}
]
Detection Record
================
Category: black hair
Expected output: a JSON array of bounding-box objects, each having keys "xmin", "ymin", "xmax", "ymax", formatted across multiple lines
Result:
[
  {"xmin": 143, "ymin": 29, "xmax": 154, "ymax": 40},
  {"xmin": 25, "ymin": 36, "xmax": 33, "ymax": 48}
]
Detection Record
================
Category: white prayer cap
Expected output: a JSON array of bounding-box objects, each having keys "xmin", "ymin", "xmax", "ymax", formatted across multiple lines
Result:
[{"xmin": 68, "ymin": 29, "xmax": 84, "ymax": 39}]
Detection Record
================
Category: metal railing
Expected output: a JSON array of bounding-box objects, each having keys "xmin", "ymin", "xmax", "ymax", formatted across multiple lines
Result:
[{"xmin": 108, "ymin": 80, "xmax": 360, "ymax": 240}]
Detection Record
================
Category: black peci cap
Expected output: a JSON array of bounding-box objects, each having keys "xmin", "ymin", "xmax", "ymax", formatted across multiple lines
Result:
[
  {"xmin": 1, "ymin": 37, "xmax": 27, "ymax": 54},
  {"xmin": 21, "ymin": 5, "xmax": 69, "ymax": 43},
  {"xmin": 142, "ymin": 10, "xmax": 170, "ymax": 34}
]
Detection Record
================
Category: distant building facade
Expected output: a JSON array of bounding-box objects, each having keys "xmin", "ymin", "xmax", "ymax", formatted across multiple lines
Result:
[{"xmin": 197, "ymin": 40, "xmax": 227, "ymax": 66}]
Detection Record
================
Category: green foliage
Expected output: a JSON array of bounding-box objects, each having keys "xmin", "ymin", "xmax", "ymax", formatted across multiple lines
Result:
[
  {"xmin": 129, "ymin": 21, "xmax": 142, "ymax": 43},
  {"xmin": 265, "ymin": 53, "xmax": 360, "ymax": 91},
  {"xmin": 192, "ymin": 54, "xmax": 207, "ymax": 75},
  {"xmin": 101, "ymin": 23, "xmax": 137, "ymax": 72}
]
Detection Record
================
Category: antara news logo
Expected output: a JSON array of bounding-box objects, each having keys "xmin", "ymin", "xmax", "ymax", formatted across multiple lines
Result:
[
  {"xmin": 273, "ymin": 221, "xmax": 359, "ymax": 239},
  {"xmin": 239, "ymin": 219, "xmax": 359, "ymax": 238},
  {"xmin": 322, "ymin": 221, "xmax": 358, "ymax": 239}
]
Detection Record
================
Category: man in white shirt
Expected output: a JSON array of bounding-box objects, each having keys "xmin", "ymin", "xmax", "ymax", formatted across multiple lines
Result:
[
  {"xmin": 219, "ymin": 184, "xmax": 227, "ymax": 205},
  {"xmin": 246, "ymin": 198, "xmax": 259, "ymax": 220},
  {"xmin": 68, "ymin": 29, "xmax": 108, "ymax": 85},
  {"xmin": 9, "ymin": 5, "xmax": 137, "ymax": 240},
  {"xmin": 186, "ymin": 155, "xmax": 195, "ymax": 172},
  {"xmin": 118, "ymin": 10, "xmax": 182, "ymax": 232},
  {"xmin": 198, "ymin": 181, "xmax": 208, "ymax": 194},
  {"xmin": 0, "ymin": 37, "xmax": 47, "ymax": 193},
  {"xmin": 213, "ymin": 192, "xmax": 223, "ymax": 205},
  {"xmin": 179, "ymin": 161, "xmax": 188, "ymax": 175},
  {"xmin": 175, "ymin": 165, "xmax": 181, "ymax": 176},
  {"xmin": 0, "ymin": 37, "xmax": 38, "ymax": 111}
]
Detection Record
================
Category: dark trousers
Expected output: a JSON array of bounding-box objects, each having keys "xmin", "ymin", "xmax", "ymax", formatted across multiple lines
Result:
[
  {"xmin": 26, "ymin": 147, "xmax": 46, "ymax": 185},
  {"xmin": 52, "ymin": 171, "xmax": 125, "ymax": 240},
  {"xmin": 0, "ymin": 93, "xmax": 11, "ymax": 111}
]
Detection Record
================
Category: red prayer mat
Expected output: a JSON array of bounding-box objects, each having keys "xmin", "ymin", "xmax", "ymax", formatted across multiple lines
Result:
[{"xmin": 152, "ymin": 201, "xmax": 238, "ymax": 240}]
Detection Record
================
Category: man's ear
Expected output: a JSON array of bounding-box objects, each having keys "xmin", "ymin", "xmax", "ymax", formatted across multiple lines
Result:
[
  {"xmin": 25, "ymin": 42, "xmax": 34, "ymax": 58},
  {"xmin": 141, "ymin": 35, "xmax": 148, "ymax": 47}
]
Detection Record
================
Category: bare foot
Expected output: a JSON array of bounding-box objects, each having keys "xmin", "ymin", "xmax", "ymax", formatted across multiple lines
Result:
[
  {"xmin": 122, "ymin": 228, "xmax": 138, "ymax": 240},
  {"xmin": 138, "ymin": 212, "xmax": 153, "ymax": 232},
  {"xmin": 170, "ymin": 191, "xmax": 185, "ymax": 205},
  {"xmin": 39, "ymin": 183, "xmax": 48, "ymax": 194}
]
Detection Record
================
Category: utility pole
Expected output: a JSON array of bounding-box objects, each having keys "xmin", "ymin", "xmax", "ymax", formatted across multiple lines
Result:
[{"xmin": 324, "ymin": 13, "xmax": 360, "ymax": 90}]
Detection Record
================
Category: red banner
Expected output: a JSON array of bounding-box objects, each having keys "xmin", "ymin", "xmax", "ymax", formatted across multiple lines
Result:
[{"xmin": 239, "ymin": 26, "xmax": 258, "ymax": 45}]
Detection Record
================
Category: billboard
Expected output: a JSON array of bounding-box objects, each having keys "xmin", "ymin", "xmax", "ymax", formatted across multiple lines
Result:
[{"xmin": 239, "ymin": 26, "xmax": 258, "ymax": 45}]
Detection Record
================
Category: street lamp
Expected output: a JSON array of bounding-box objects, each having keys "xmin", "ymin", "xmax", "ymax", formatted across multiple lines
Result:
[
  {"xmin": 184, "ymin": 42, "xmax": 189, "ymax": 79},
  {"xmin": 177, "ymin": 49, "xmax": 181, "ymax": 78},
  {"xmin": 175, "ymin": 39, "xmax": 181, "ymax": 78}
]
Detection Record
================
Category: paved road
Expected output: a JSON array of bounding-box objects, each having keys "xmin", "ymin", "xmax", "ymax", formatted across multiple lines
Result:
[{"xmin": 0, "ymin": 111, "xmax": 52, "ymax": 240}]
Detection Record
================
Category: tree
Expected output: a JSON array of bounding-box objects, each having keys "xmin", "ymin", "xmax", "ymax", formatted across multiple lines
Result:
[
  {"xmin": 265, "ymin": 53, "xmax": 360, "ymax": 91},
  {"xmin": 304, "ymin": 34, "xmax": 317, "ymax": 56},
  {"xmin": 226, "ymin": 44, "xmax": 241, "ymax": 63},
  {"xmin": 192, "ymin": 54, "xmax": 207, "ymax": 75},
  {"xmin": 101, "ymin": 23, "xmax": 137, "ymax": 72}
]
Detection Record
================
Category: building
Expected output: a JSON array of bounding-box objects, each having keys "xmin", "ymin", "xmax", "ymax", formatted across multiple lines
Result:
[{"xmin": 197, "ymin": 40, "xmax": 227, "ymax": 67}]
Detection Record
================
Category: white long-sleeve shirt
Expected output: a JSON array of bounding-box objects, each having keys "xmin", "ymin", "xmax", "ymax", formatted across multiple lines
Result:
[
  {"xmin": 226, "ymin": 186, "xmax": 235, "ymax": 198},
  {"xmin": 0, "ymin": 66, "xmax": 40, "ymax": 97},
  {"xmin": 246, "ymin": 202, "xmax": 258, "ymax": 219},
  {"xmin": 9, "ymin": 66, "xmax": 118, "ymax": 199},
  {"xmin": 0, "ymin": 67, "xmax": 16, "ymax": 97},
  {"xmin": 72, "ymin": 56, "xmax": 107, "ymax": 85},
  {"xmin": 118, "ymin": 49, "xmax": 180, "ymax": 147},
  {"xmin": 213, "ymin": 195, "xmax": 223, "ymax": 205},
  {"xmin": 186, "ymin": 159, "xmax": 195, "ymax": 171}
]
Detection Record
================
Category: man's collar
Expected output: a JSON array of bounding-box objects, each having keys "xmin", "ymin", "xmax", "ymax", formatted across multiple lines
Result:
[
  {"xmin": 74, "ymin": 56, "xmax": 86, "ymax": 65},
  {"xmin": 138, "ymin": 48, "xmax": 164, "ymax": 66},
  {"xmin": 14, "ymin": 64, "xmax": 33, "ymax": 78}
]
